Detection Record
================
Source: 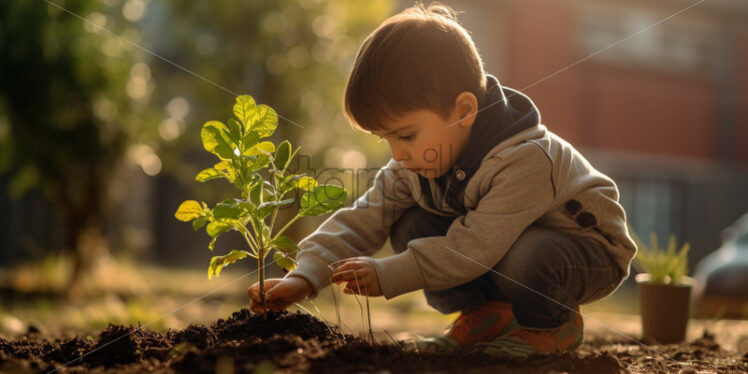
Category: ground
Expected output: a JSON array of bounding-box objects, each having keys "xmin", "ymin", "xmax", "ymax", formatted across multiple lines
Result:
[{"xmin": 1, "ymin": 262, "xmax": 747, "ymax": 373}]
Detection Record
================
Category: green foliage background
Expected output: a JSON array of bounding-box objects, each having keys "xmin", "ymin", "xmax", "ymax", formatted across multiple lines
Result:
[{"xmin": 0, "ymin": 0, "xmax": 393, "ymax": 275}]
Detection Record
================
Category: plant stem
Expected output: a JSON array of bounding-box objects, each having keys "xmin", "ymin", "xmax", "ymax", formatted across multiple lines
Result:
[
  {"xmin": 241, "ymin": 230, "xmax": 260, "ymax": 257},
  {"xmin": 274, "ymin": 213, "xmax": 302, "ymax": 240},
  {"xmin": 258, "ymin": 232, "xmax": 267, "ymax": 320},
  {"xmin": 269, "ymin": 173, "xmax": 280, "ymax": 234}
]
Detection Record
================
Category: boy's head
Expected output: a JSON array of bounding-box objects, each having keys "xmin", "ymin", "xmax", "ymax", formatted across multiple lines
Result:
[{"xmin": 343, "ymin": 2, "xmax": 487, "ymax": 179}]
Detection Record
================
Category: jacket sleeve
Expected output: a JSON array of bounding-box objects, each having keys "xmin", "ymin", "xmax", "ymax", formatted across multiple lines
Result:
[
  {"xmin": 284, "ymin": 158, "xmax": 418, "ymax": 298},
  {"xmin": 373, "ymin": 145, "xmax": 556, "ymax": 299}
]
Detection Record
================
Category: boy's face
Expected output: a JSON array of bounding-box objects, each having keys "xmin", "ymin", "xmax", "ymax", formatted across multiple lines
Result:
[{"xmin": 371, "ymin": 105, "xmax": 474, "ymax": 179}]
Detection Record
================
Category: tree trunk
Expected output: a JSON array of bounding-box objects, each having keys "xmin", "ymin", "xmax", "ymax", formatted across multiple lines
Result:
[{"xmin": 66, "ymin": 220, "xmax": 110, "ymax": 299}]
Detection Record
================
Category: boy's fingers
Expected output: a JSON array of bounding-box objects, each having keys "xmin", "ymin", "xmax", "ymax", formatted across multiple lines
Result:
[
  {"xmin": 345, "ymin": 277, "xmax": 370, "ymax": 290},
  {"xmin": 268, "ymin": 299, "xmax": 286, "ymax": 312},
  {"xmin": 248, "ymin": 288, "xmax": 260, "ymax": 303},
  {"xmin": 332, "ymin": 264, "xmax": 368, "ymax": 280},
  {"xmin": 331, "ymin": 256, "xmax": 371, "ymax": 267},
  {"xmin": 250, "ymin": 302, "xmax": 265, "ymax": 314},
  {"xmin": 331, "ymin": 269, "xmax": 355, "ymax": 282},
  {"xmin": 330, "ymin": 258, "xmax": 355, "ymax": 269},
  {"xmin": 332, "ymin": 261, "xmax": 358, "ymax": 273},
  {"xmin": 265, "ymin": 289, "xmax": 289, "ymax": 306},
  {"xmin": 346, "ymin": 278, "xmax": 370, "ymax": 289},
  {"xmin": 331, "ymin": 259, "xmax": 367, "ymax": 272}
]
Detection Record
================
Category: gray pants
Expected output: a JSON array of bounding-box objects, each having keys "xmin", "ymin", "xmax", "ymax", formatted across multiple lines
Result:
[{"xmin": 389, "ymin": 205, "xmax": 623, "ymax": 328}]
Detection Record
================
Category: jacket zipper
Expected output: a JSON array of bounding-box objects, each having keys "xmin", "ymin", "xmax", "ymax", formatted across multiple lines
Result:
[{"xmin": 441, "ymin": 169, "xmax": 456, "ymax": 210}]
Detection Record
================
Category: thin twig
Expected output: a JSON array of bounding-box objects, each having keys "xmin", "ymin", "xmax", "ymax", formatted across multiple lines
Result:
[
  {"xmin": 366, "ymin": 295, "xmax": 374, "ymax": 344},
  {"xmin": 293, "ymin": 302, "xmax": 336, "ymax": 337},
  {"xmin": 327, "ymin": 264, "xmax": 342, "ymax": 328},
  {"xmin": 383, "ymin": 329, "xmax": 404, "ymax": 348},
  {"xmin": 351, "ymin": 269, "xmax": 373, "ymax": 344}
]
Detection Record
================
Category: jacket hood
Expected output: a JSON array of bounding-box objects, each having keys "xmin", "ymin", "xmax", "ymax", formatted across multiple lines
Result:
[{"xmin": 418, "ymin": 73, "xmax": 542, "ymax": 213}]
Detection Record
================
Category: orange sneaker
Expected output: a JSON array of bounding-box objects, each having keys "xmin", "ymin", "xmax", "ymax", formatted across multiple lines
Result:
[
  {"xmin": 467, "ymin": 307, "xmax": 584, "ymax": 357},
  {"xmin": 415, "ymin": 301, "xmax": 517, "ymax": 353}
]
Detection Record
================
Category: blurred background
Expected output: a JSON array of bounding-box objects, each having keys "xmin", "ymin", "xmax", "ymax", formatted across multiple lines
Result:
[{"xmin": 1, "ymin": 0, "xmax": 746, "ymax": 339}]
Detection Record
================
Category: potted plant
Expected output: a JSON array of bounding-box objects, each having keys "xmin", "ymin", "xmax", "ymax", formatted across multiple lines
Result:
[
  {"xmin": 630, "ymin": 228, "xmax": 694, "ymax": 344},
  {"xmin": 174, "ymin": 94, "xmax": 348, "ymax": 312}
]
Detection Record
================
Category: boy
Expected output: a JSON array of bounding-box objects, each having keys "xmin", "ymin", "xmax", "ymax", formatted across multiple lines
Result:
[{"xmin": 248, "ymin": 2, "xmax": 636, "ymax": 357}]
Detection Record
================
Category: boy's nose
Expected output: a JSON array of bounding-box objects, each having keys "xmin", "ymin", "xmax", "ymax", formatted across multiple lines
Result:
[{"xmin": 391, "ymin": 147, "xmax": 409, "ymax": 162}]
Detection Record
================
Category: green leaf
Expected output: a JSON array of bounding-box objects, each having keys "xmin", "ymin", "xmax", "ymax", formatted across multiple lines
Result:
[
  {"xmin": 280, "ymin": 174, "xmax": 318, "ymax": 196},
  {"xmin": 208, "ymin": 236, "xmax": 219, "ymax": 252},
  {"xmin": 233, "ymin": 95, "xmax": 256, "ymax": 129},
  {"xmin": 227, "ymin": 118, "xmax": 242, "ymax": 142},
  {"xmin": 213, "ymin": 199, "xmax": 243, "ymax": 220},
  {"xmin": 249, "ymin": 180, "xmax": 263, "ymax": 206},
  {"xmin": 272, "ymin": 234, "xmax": 300, "ymax": 254},
  {"xmin": 192, "ymin": 216, "xmax": 208, "ymax": 231},
  {"xmin": 239, "ymin": 201, "xmax": 256, "ymax": 215},
  {"xmin": 249, "ymin": 178, "xmax": 275, "ymax": 206},
  {"xmin": 273, "ymin": 251, "xmax": 296, "ymax": 272},
  {"xmin": 257, "ymin": 203, "xmax": 275, "ymax": 220},
  {"xmin": 273, "ymin": 140, "xmax": 291, "ymax": 171},
  {"xmin": 247, "ymin": 104, "xmax": 278, "ymax": 138},
  {"xmin": 263, "ymin": 180, "xmax": 277, "ymax": 197},
  {"xmin": 300, "ymin": 185, "xmax": 347, "ymax": 216},
  {"xmin": 208, "ymin": 249, "xmax": 250, "ymax": 279},
  {"xmin": 207, "ymin": 221, "xmax": 231, "ymax": 237},
  {"xmin": 175, "ymin": 200, "xmax": 204, "ymax": 222},
  {"xmin": 196, "ymin": 168, "xmax": 223, "ymax": 182},
  {"xmin": 246, "ymin": 154, "xmax": 272, "ymax": 172},
  {"xmin": 244, "ymin": 141, "xmax": 276, "ymax": 157},
  {"xmin": 213, "ymin": 160, "xmax": 237, "ymax": 183},
  {"xmin": 242, "ymin": 130, "xmax": 261, "ymax": 151},
  {"xmin": 296, "ymin": 176, "xmax": 317, "ymax": 191},
  {"xmin": 201, "ymin": 121, "xmax": 235, "ymax": 159}
]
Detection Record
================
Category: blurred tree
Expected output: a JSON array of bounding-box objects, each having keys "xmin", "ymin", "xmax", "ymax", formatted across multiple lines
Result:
[
  {"xmin": 0, "ymin": 0, "xmax": 159, "ymax": 291},
  {"xmin": 145, "ymin": 0, "xmax": 394, "ymax": 264},
  {"xmin": 151, "ymin": 0, "xmax": 394, "ymax": 185},
  {"xmin": 0, "ymin": 0, "xmax": 394, "ymax": 283}
]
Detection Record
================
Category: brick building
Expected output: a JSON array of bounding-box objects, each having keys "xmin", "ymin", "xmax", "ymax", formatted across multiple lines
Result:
[{"xmin": 427, "ymin": 0, "xmax": 748, "ymax": 263}]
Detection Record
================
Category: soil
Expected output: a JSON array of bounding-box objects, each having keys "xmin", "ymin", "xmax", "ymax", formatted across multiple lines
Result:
[{"xmin": 0, "ymin": 309, "xmax": 746, "ymax": 373}]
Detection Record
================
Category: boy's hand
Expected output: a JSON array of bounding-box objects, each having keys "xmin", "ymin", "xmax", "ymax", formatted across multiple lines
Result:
[
  {"xmin": 330, "ymin": 256, "xmax": 382, "ymax": 297},
  {"xmin": 247, "ymin": 276, "xmax": 313, "ymax": 314}
]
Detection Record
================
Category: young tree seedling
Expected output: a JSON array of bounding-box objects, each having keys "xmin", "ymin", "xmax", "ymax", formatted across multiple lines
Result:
[{"xmin": 175, "ymin": 95, "xmax": 348, "ymax": 312}]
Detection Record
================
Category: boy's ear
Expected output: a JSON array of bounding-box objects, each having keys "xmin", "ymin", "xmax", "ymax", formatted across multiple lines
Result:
[{"xmin": 453, "ymin": 92, "xmax": 478, "ymax": 128}]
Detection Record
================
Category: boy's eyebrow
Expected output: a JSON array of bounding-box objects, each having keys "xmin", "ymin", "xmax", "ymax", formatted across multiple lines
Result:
[{"xmin": 378, "ymin": 124, "xmax": 415, "ymax": 136}]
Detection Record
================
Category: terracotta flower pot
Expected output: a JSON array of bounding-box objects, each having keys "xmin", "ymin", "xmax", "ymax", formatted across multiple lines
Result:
[{"xmin": 636, "ymin": 273, "xmax": 694, "ymax": 344}]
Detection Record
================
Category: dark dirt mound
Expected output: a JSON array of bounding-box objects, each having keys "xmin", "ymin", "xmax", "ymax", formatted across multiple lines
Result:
[
  {"xmin": 210, "ymin": 309, "xmax": 351, "ymax": 343},
  {"xmin": 0, "ymin": 309, "xmax": 744, "ymax": 373},
  {"xmin": 170, "ymin": 325, "xmax": 218, "ymax": 350},
  {"xmin": 83, "ymin": 324, "xmax": 172, "ymax": 368}
]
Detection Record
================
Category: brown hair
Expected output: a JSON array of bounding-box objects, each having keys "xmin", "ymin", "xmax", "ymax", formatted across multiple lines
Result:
[{"xmin": 343, "ymin": 1, "xmax": 487, "ymax": 133}]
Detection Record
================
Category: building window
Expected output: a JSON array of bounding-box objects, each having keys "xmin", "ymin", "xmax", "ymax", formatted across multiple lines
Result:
[
  {"xmin": 616, "ymin": 175, "xmax": 686, "ymax": 241},
  {"xmin": 578, "ymin": 3, "xmax": 720, "ymax": 73}
]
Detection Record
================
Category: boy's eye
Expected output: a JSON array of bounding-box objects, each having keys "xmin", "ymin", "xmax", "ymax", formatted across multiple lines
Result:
[{"xmin": 398, "ymin": 134, "xmax": 414, "ymax": 141}]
